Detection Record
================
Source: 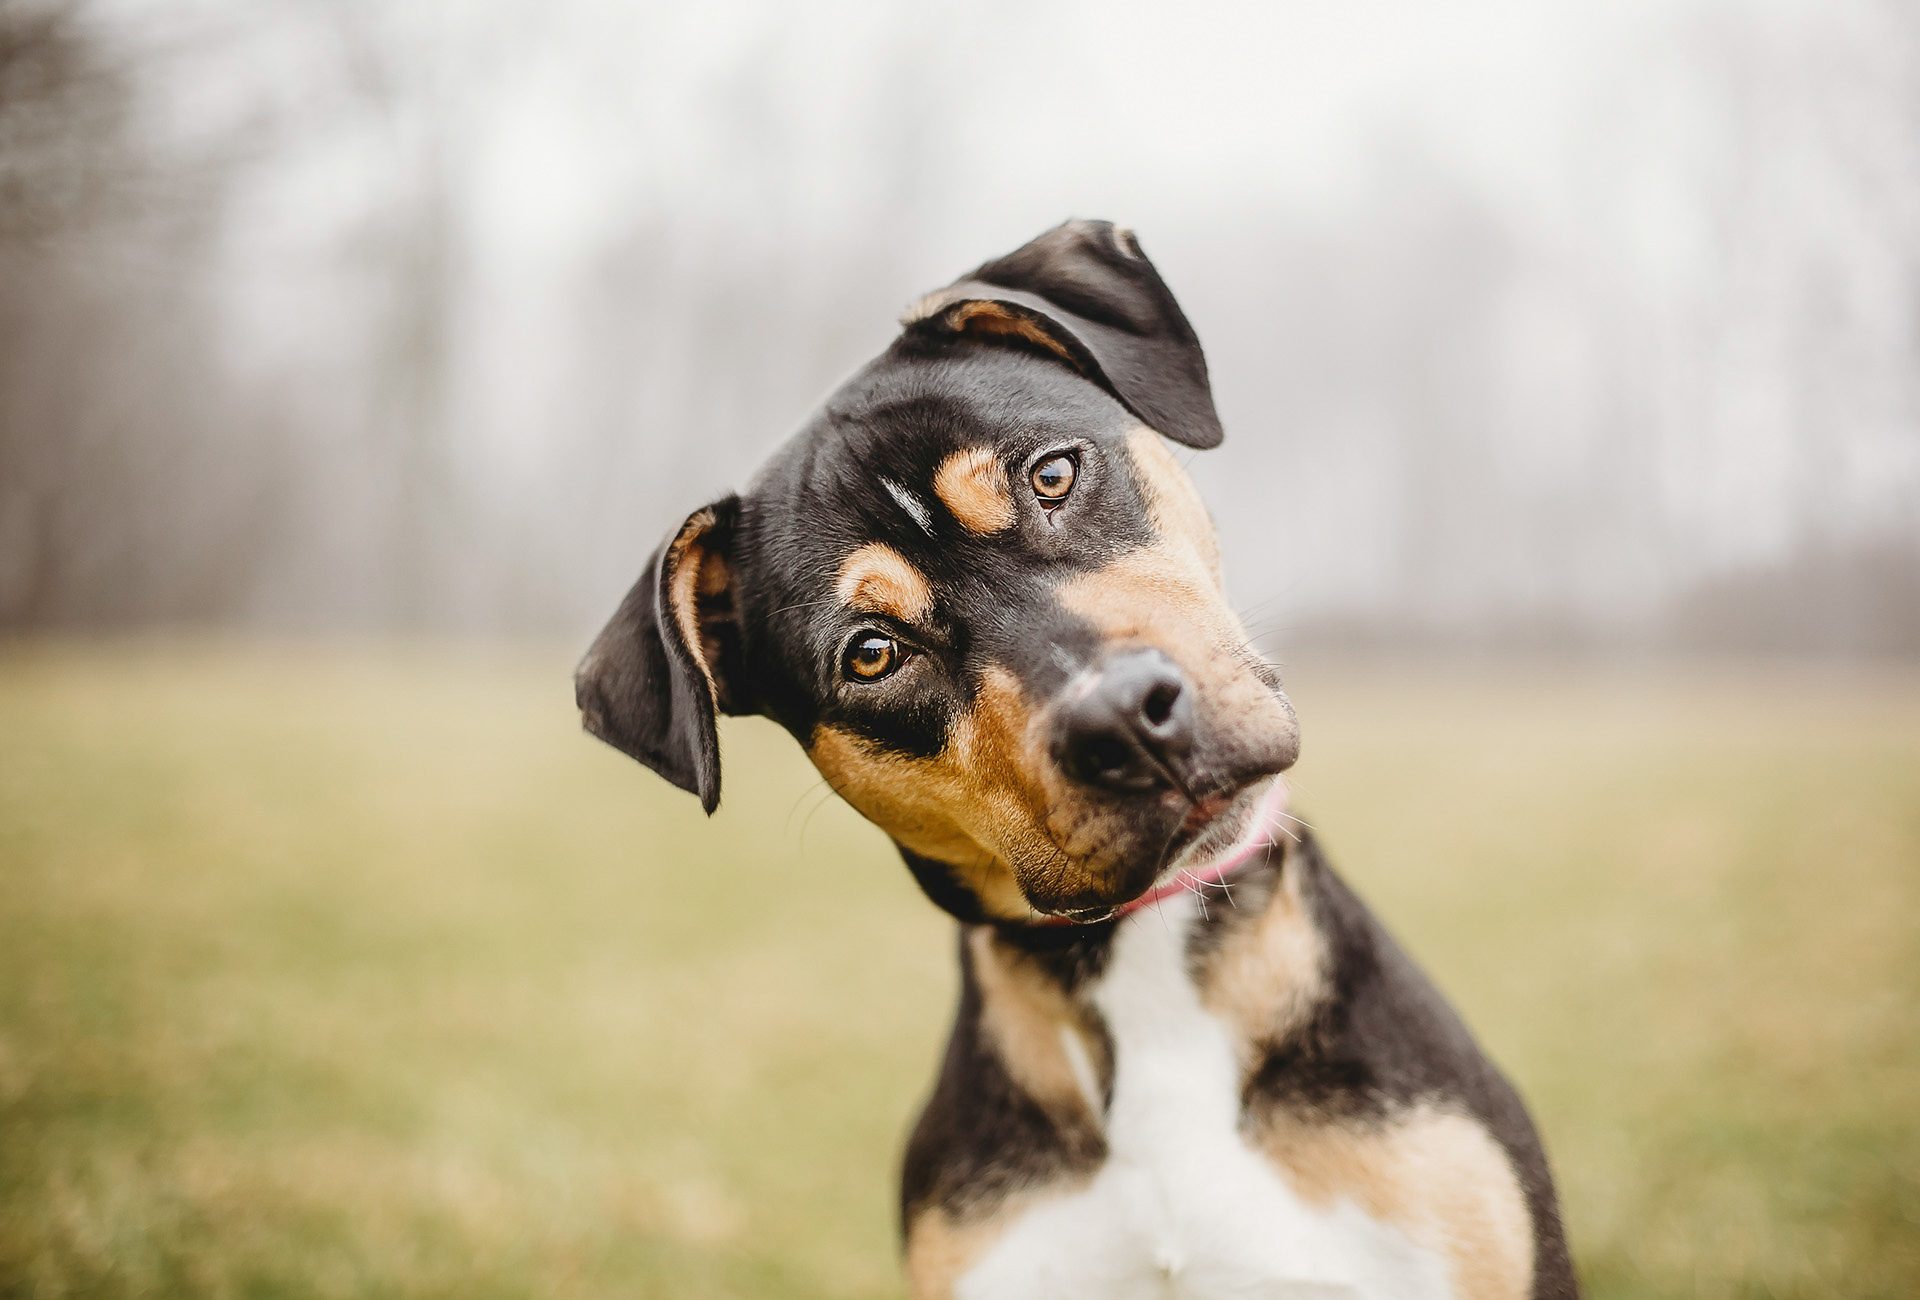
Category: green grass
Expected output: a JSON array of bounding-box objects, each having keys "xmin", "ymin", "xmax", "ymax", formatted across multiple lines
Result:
[{"xmin": 1, "ymin": 643, "xmax": 1916, "ymax": 1299}]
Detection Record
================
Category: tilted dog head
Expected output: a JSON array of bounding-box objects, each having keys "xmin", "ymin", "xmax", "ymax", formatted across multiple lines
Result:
[{"xmin": 577, "ymin": 220, "xmax": 1298, "ymax": 923}]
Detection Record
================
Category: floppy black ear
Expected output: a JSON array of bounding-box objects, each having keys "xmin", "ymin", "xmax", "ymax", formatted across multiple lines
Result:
[
  {"xmin": 902, "ymin": 219, "xmax": 1224, "ymax": 449},
  {"xmin": 574, "ymin": 496, "xmax": 742, "ymax": 814}
]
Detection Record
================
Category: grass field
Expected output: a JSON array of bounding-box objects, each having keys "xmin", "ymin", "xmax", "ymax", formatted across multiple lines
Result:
[{"xmin": 2, "ymin": 642, "xmax": 1916, "ymax": 1299}]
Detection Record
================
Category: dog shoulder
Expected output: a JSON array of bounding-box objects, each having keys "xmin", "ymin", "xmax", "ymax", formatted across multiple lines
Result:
[{"xmin": 1227, "ymin": 836, "xmax": 1580, "ymax": 1299}]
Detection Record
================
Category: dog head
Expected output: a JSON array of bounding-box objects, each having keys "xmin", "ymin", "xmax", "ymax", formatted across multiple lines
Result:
[{"xmin": 577, "ymin": 220, "xmax": 1298, "ymax": 922}]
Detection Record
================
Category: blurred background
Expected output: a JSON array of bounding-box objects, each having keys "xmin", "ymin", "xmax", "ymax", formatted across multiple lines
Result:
[{"xmin": 2, "ymin": 1, "xmax": 1916, "ymax": 1298}]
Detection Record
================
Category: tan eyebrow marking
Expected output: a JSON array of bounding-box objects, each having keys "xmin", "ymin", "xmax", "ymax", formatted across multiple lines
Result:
[
  {"xmin": 835, "ymin": 542, "xmax": 933, "ymax": 623},
  {"xmin": 933, "ymin": 447, "xmax": 1016, "ymax": 535}
]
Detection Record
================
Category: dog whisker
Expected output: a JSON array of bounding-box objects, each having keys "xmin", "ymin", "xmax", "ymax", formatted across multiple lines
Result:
[
  {"xmin": 1150, "ymin": 894, "xmax": 1175, "ymax": 936},
  {"xmin": 796, "ymin": 784, "xmax": 841, "ymax": 851},
  {"xmin": 783, "ymin": 777, "xmax": 831, "ymax": 837},
  {"xmin": 1272, "ymin": 809, "xmax": 1316, "ymax": 835}
]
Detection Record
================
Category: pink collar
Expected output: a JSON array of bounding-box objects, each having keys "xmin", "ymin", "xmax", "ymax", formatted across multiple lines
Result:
[{"xmin": 1037, "ymin": 777, "xmax": 1290, "ymax": 926}]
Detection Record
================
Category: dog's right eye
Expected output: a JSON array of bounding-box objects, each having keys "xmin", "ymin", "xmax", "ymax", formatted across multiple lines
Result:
[{"xmin": 843, "ymin": 633, "xmax": 903, "ymax": 682}]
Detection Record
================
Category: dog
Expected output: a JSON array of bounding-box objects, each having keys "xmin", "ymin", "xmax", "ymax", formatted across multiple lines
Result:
[{"xmin": 576, "ymin": 220, "xmax": 1579, "ymax": 1299}]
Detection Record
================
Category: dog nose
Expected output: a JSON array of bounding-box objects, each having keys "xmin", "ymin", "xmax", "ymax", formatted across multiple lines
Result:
[{"xmin": 1052, "ymin": 648, "xmax": 1195, "ymax": 793}]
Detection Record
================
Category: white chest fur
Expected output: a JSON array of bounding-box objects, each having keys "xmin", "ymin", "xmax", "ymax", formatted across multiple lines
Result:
[{"xmin": 955, "ymin": 894, "xmax": 1455, "ymax": 1300}]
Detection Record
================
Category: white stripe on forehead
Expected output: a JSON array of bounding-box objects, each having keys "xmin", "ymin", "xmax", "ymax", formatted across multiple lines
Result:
[{"xmin": 882, "ymin": 477, "xmax": 936, "ymax": 536}]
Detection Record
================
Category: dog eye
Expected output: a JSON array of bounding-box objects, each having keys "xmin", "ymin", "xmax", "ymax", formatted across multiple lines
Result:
[
  {"xmin": 1031, "ymin": 453, "xmax": 1076, "ymax": 502},
  {"xmin": 843, "ymin": 633, "xmax": 902, "ymax": 681}
]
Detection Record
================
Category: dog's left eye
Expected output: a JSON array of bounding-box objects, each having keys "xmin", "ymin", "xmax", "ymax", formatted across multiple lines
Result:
[
  {"xmin": 843, "ymin": 633, "xmax": 903, "ymax": 682},
  {"xmin": 1031, "ymin": 453, "xmax": 1077, "ymax": 503}
]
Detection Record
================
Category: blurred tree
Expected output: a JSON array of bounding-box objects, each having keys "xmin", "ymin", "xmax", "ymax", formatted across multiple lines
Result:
[{"xmin": 0, "ymin": 0, "xmax": 137, "ymax": 624}]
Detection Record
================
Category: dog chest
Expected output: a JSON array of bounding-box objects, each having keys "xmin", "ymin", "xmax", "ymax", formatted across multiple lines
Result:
[{"xmin": 953, "ymin": 895, "xmax": 1456, "ymax": 1300}]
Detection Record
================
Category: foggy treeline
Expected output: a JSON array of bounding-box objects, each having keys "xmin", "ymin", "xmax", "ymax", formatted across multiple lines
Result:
[{"xmin": 2, "ymin": 0, "xmax": 1916, "ymax": 654}]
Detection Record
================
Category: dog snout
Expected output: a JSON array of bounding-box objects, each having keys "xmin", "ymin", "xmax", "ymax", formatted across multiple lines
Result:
[{"xmin": 1050, "ymin": 648, "xmax": 1195, "ymax": 793}]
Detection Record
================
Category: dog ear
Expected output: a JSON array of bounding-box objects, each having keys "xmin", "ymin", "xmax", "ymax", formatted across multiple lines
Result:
[
  {"xmin": 575, "ymin": 496, "xmax": 743, "ymax": 814},
  {"xmin": 902, "ymin": 219, "xmax": 1224, "ymax": 449}
]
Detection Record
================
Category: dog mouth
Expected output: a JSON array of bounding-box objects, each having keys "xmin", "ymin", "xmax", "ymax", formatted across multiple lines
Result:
[
  {"xmin": 1159, "ymin": 775, "xmax": 1285, "ymax": 879},
  {"xmin": 1176, "ymin": 791, "xmax": 1236, "ymax": 846},
  {"xmin": 1035, "ymin": 776, "xmax": 1287, "ymax": 923}
]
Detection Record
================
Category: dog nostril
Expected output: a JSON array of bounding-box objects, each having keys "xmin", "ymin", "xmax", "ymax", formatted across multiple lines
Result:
[
  {"xmin": 1141, "ymin": 680, "xmax": 1180, "ymax": 730},
  {"xmin": 1081, "ymin": 735, "xmax": 1134, "ymax": 780}
]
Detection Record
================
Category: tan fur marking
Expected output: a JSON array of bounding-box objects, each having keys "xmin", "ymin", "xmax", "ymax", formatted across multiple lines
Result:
[
  {"xmin": 807, "ymin": 668, "xmax": 1078, "ymax": 919},
  {"xmin": 945, "ymin": 300, "xmax": 1077, "ymax": 364},
  {"xmin": 904, "ymin": 1206, "xmax": 983, "ymax": 1300},
  {"xmin": 969, "ymin": 929, "xmax": 1108, "ymax": 1124},
  {"xmin": 835, "ymin": 542, "xmax": 933, "ymax": 624},
  {"xmin": 1258, "ymin": 1106, "xmax": 1535, "ymax": 1300},
  {"xmin": 664, "ymin": 508, "xmax": 720, "ymax": 703},
  {"xmin": 1057, "ymin": 545, "xmax": 1279, "ymax": 710},
  {"xmin": 1057, "ymin": 545, "xmax": 1220, "ymax": 634},
  {"xmin": 808, "ymin": 725, "xmax": 989, "ymax": 866},
  {"xmin": 1126, "ymin": 426, "xmax": 1222, "ymax": 580},
  {"xmin": 934, "ymin": 447, "xmax": 1016, "ymax": 535},
  {"xmin": 1200, "ymin": 840, "xmax": 1328, "ymax": 1060},
  {"xmin": 901, "ymin": 289, "xmax": 1076, "ymax": 369},
  {"xmin": 905, "ymin": 1200, "xmax": 1037, "ymax": 1300}
]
